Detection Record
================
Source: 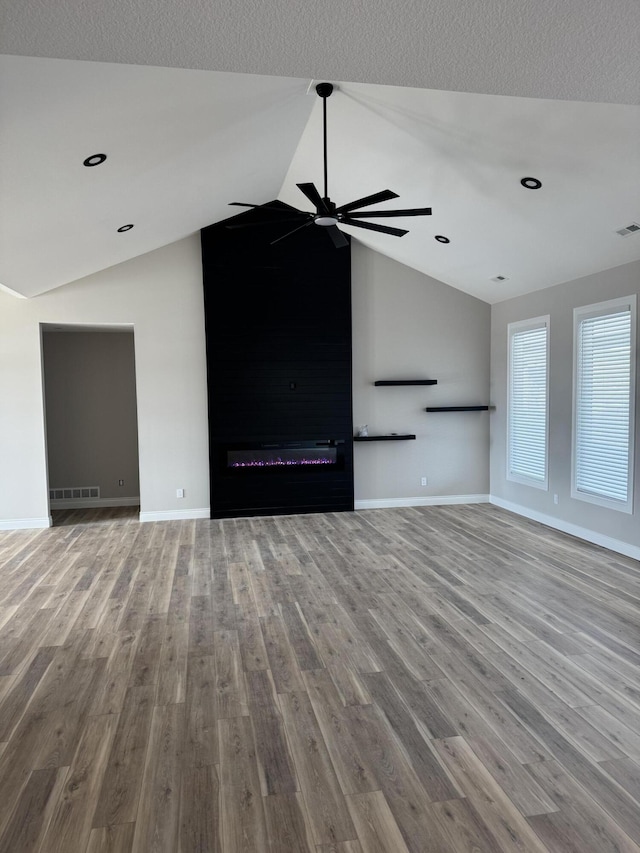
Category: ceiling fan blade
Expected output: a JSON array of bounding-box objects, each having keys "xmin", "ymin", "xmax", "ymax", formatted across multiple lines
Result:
[
  {"xmin": 229, "ymin": 202, "xmax": 300, "ymax": 214},
  {"xmin": 270, "ymin": 219, "xmax": 315, "ymax": 245},
  {"xmin": 340, "ymin": 218, "xmax": 408, "ymax": 237},
  {"xmin": 346, "ymin": 207, "xmax": 432, "ymax": 218},
  {"xmin": 334, "ymin": 190, "xmax": 399, "ymax": 215},
  {"xmin": 297, "ymin": 183, "xmax": 330, "ymax": 214},
  {"xmin": 226, "ymin": 216, "xmax": 309, "ymax": 229},
  {"xmin": 325, "ymin": 225, "xmax": 349, "ymax": 248}
]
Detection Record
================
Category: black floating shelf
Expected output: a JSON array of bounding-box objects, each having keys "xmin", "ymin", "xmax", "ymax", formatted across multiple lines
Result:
[
  {"xmin": 354, "ymin": 434, "xmax": 416, "ymax": 441},
  {"xmin": 426, "ymin": 406, "xmax": 489, "ymax": 412},
  {"xmin": 374, "ymin": 379, "xmax": 437, "ymax": 386}
]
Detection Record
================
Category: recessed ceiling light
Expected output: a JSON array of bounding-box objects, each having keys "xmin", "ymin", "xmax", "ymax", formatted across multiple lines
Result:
[
  {"xmin": 83, "ymin": 153, "xmax": 107, "ymax": 167},
  {"xmin": 491, "ymin": 275, "xmax": 509, "ymax": 282},
  {"xmin": 117, "ymin": 224, "xmax": 134, "ymax": 233},
  {"xmin": 435, "ymin": 235, "xmax": 450, "ymax": 243},
  {"xmin": 520, "ymin": 177, "xmax": 542, "ymax": 190}
]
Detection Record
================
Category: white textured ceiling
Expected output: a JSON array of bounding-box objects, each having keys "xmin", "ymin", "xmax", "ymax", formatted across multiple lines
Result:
[
  {"xmin": 2, "ymin": 0, "xmax": 639, "ymax": 105},
  {"xmin": 0, "ymin": 0, "xmax": 639, "ymax": 302}
]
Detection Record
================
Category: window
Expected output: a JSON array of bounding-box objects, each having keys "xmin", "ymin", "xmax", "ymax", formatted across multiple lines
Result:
[
  {"xmin": 572, "ymin": 296, "xmax": 636, "ymax": 513},
  {"xmin": 507, "ymin": 316, "xmax": 549, "ymax": 489}
]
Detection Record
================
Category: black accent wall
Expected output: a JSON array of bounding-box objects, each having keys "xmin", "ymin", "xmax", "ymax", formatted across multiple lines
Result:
[{"xmin": 201, "ymin": 205, "xmax": 354, "ymax": 518}]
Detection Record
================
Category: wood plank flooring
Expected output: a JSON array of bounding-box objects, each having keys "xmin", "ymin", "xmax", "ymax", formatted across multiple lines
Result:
[{"xmin": 0, "ymin": 503, "xmax": 639, "ymax": 851}]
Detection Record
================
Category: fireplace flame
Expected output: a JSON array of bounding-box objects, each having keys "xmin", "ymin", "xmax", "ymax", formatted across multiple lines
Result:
[{"xmin": 230, "ymin": 456, "xmax": 334, "ymax": 468}]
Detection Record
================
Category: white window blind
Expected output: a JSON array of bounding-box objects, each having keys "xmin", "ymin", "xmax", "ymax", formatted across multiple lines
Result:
[
  {"xmin": 573, "ymin": 298, "xmax": 635, "ymax": 511},
  {"xmin": 507, "ymin": 318, "xmax": 549, "ymax": 488}
]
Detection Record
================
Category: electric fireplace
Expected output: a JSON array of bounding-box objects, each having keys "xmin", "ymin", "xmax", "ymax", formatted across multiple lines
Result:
[{"xmin": 221, "ymin": 440, "xmax": 345, "ymax": 473}]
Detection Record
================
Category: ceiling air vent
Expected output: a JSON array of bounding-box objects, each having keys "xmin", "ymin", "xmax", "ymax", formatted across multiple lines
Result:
[{"xmin": 615, "ymin": 222, "xmax": 640, "ymax": 237}]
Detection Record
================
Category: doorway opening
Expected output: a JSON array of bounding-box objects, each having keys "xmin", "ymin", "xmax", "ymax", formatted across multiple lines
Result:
[{"xmin": 40, "ymin": 324, "xmax": 141, "ymax": 526}]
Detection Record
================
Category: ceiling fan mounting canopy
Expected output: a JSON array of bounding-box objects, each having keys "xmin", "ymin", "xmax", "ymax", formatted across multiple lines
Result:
[
  {"xmin": 315, "ymin": 82, "xmax": 334, "ymax": 99},
  {"xmin": 227, "ymin": 82, "xmax": 432, "ymax": 247}
]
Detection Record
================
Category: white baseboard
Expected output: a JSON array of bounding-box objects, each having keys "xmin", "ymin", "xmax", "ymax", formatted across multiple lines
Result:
[
  {"xmin": 0, "ymin": 516, "xmax": 51, "ymax": 530},
  {"xmin": 139, "ymin": 508, "xmax": 211, "ymax": 523},
  {"xmin": 49, "ymin": 496, "xmax": 140, "ymax": 510},
  {"xmin": 490, "ymin": 496, "xmax": 640, "ymax": 561},
  {"xmin": 355, "ymin": 494, "xmax": 490, "ymax": 510}
]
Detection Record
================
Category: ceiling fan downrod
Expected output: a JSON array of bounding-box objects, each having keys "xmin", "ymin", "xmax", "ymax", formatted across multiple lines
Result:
[{"xmin": 315, "ymin": 82, "xmax": 333, "ymax": 203}]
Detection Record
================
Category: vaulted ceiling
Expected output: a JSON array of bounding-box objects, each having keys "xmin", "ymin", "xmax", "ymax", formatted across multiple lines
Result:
[{"xmin": 1, "ymin": 1, "xmax": 639, "ymax": 302}]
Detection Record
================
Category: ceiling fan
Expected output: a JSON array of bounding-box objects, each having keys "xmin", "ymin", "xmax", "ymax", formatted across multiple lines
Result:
[{"xmin": 226, "ymin": 82, "xmax": 432, "ymax": 248}]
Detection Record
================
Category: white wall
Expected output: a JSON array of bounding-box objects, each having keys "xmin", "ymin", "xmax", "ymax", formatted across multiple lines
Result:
[
  {"xmin": 43, "ymin": 331, "xmax": 140, "ymax": 501},
  {"xmin": 490, "ymin": 258, "xmax": 640, "ymax": 556},
  {"xmin": 352, "ymin": 243, "xmax": 491, "ymax": 505},
  {"xmin": 0, "ymin": 235, "xmax": 209, "ymax": 527}
]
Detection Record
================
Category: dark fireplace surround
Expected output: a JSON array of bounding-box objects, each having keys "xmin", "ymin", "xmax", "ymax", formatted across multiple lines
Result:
[{"xmin": 201, "ymin": 203, "xmax": 354, "ymax": 518}]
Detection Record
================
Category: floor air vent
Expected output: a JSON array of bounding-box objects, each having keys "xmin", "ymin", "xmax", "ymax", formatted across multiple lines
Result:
[{"xmin": 49, "ymin": 486, "xmax": 100, "ymax": 500}]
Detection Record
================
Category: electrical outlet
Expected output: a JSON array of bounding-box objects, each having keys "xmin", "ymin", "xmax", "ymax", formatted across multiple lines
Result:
[
  {"xmin": 421, "ymin": 477, "xmax": 428, "ymax": 486},
  {"xmin": 118, "ymin": 479, "xmax": 124, "ymax": 487},
  {"xmin": 176, "ymin": 488, "xmax": 184, "ymax": 499},
  {"xmin": 553, "ymin": 493, "xmax": 559, "ymax": 505}
]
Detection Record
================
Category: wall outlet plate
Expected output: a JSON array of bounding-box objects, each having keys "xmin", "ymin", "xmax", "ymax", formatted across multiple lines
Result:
[{"xmin": 176, "ymin": 488, "xmax": 184, "ymax": 498}]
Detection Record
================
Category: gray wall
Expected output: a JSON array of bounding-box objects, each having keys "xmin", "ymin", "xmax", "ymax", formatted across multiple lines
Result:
[
  {"xmin": 352, "ymin": 243, "xmax": 491, "ymax": 502},
  {"xmin": 1, "ymin": 234, "xmax": 491, "ymax": 526},
  {"xmin": 43, "ymin": 331, "xmax": 139, "ymax": 500},
  {"xmin": 0, "ymin": 235, "xmax": 209, "ymax": 526},
  {"xmin": 490, "ymin": 258, "xmax": 640, "ymax": 551}
]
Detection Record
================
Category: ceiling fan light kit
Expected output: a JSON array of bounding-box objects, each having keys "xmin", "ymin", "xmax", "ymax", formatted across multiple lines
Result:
[{"xmin": 228, "ymin": 82, "xmax": 433, "ymax": 247}]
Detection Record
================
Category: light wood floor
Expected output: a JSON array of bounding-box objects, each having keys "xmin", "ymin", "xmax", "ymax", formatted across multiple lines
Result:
[{"xmin": 0, "ymin": 504, "xmax": 639, "ymax": 852}]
